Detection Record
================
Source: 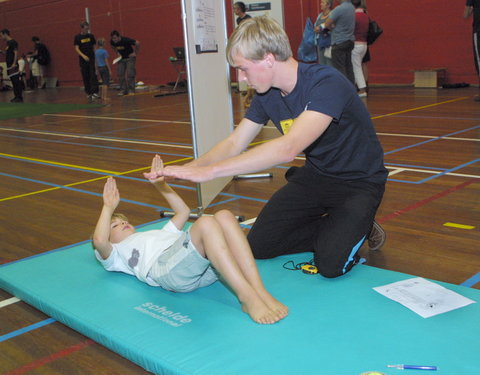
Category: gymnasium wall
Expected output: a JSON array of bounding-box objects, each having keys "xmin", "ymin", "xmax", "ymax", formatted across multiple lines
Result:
[{"xmin": 0, "ymin": 0, "xmax": 476, "ymax": 87}]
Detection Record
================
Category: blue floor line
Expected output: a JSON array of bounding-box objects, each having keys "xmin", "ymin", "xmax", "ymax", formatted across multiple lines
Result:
[
  {"xmin": 461, "ymin": 273, "xmax": 480, "ymax": 288},
  {"xmin": 413, "ymin": 158, "xmax": 480, "ymax": 184},
  {"xmin": 385, "ymin": 124, "xmax": 480, "ymax": 155},
  {"xmin": 0, "ymin": 318, "xmax": 56, "ymax": 343}
]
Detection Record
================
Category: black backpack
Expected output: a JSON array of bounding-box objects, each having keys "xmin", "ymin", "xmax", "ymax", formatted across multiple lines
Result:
[{"xmin": 37, "ymin": 44, "xmax": 50, "ymax": 66}]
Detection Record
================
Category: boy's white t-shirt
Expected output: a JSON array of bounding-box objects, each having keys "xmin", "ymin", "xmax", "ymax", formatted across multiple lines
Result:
[{"xmin": 94, "ymin": 220, "xmax": 186, "ymax": 286}]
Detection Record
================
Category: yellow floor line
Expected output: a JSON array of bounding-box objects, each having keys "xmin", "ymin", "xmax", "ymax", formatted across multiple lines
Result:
[
  {"xmin": 371, "ymin": 97, "xmax": 468, "ymax": 120},
  {"xmin": 0, "ymin": 157, "xmax": 193, "ymax": 202},
  {"xmin": 0, "ymin": 153, "xmax": 118, "ymax": 174},
  {"xmin": 443, "ymin": 222, "xmax": 475, "ymax": 230}
]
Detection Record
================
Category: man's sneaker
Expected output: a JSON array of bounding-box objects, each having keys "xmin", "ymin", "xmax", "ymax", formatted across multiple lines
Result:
[
  {"xmin": 91, "ymin": 93, "xmax": 100, "ymax": 99},
  {"xmin": 368, "ymin": 220, "xmax": 386, "ymax": 251}
]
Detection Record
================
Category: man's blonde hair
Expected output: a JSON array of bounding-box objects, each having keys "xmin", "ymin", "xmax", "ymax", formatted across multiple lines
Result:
[{"xmin": 226, "ymin": 16, "xmax": 292, "ymax": 65}]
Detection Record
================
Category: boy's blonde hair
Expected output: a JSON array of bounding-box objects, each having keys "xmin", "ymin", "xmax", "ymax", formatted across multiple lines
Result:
[
  {"xmin": 91, "ymin": 212, "xmax": 129, "ymax": 249},
  {"xmin": 226, "ymin": 16, "xmax": 292, "ymax": 65},
  {"xmin": 111, "ymin": 212, "xmax": 128, "ymax": 223}
]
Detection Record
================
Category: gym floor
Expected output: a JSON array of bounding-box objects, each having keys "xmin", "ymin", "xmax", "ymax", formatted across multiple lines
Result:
[{"xmin": 1, "ymin": 85, "xmax": 479, "ymax": 374}]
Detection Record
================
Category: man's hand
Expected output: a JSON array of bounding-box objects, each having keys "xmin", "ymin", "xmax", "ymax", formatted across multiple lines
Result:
[
  {"xmin": 143, "ymin": 154, "xmax": 166, "ymax": 183},
  {"xmin": 163, "ymin": 164, "xmax": 214, "ymax": 183},
  {"xmin": 103, "ymin": 177, "xmax": 120, "ymax": 210}
]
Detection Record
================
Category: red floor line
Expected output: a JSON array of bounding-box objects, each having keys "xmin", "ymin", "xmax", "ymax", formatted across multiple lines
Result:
[
  {"xmin": 4, "ymin": 339, "xmax": 94, "ymax": 375},
  {"xmin": 378, "ymin": 178, "xmax": 477, "ymax": 224}
]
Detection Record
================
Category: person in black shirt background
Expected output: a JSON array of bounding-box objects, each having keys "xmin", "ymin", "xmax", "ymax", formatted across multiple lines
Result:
[
  {"xmin": 1, "ymin": 29, "xmax": 23, "ymax": 102},
  {"xmin": 74, "ymin": 21, "xmax": 99, "ymax": 101},
  {"xmin": 110, "ymin": 30, "xmax": 140, "ymax": 96}
]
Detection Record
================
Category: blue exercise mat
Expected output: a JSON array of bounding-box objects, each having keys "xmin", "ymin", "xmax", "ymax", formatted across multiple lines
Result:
[{"xmin": 1, "ymin": 221, "xmax": 479, "ymax": 375}]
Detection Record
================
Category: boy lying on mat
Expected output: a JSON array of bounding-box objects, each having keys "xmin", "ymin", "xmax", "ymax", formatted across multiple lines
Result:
[{"xmin": 93, "ymin": 155, "xmax": 288, "ymax": 324}]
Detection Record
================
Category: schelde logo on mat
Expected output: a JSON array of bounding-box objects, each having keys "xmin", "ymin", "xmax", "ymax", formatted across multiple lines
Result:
[{"xmin": 134, "ymin": 302, "xmax": 193, "ymax": 327}]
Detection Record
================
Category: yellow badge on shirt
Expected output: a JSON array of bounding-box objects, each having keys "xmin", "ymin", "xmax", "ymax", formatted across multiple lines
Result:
[
  {"xmin": 280, "ymin": 119, "xmax": 294, "ymax": 135},
  {"xmin": 81, "ymin": 38, "xmax": 91, "ymax": 43}
]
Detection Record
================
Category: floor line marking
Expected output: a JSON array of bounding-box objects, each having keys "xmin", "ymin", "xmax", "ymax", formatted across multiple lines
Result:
[
  {"xmin": 0, "ymin": 318, "xmax": 56, "ymax": 343},
  {"xmin": 385, "ymin": 125, "xmax": 480, "ymax": 156},
  {"xmin": 0, "ymin": 153, "xmax": 118, "ymax": 174},
  {"xmin": 0, "ymin": 157, "xmax": 193, "ymax": 202},
  {"xmin": 461, "ymin": 273, "xmax": 480, "ymax": 288},
  {"xmin": 0, "ymin": 297, "xmax": 20, "ymax": 308},
  {"xmin": 378, "ymin": 178, "xmax": 477, "ymax": 224},
  {"xmin": 3, "ymin": 339, "xmax": 94, "ymax": 375},
  {"xmin": 443, "ymin": 222, "xmax": 475, "ymax": 230},
  {"xmin": 43, "ymin": 113, "xmax": 191, "ymax": 124},
  {"xmin": 371, "ymin": 96, "xmax": 469, "ymax": 119},
  {"xmin": 0, "ymin": 127, "xmax": 193, "ymax": 149}
]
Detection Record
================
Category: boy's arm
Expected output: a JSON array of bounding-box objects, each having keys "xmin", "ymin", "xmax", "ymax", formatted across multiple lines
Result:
[
  {"xmin": 144, "ymin": 155, "xmax": 190, "ymax": 230},
  {"xmin": 92, "ymin": 177, "xmax": 119, "ymax": 259}
]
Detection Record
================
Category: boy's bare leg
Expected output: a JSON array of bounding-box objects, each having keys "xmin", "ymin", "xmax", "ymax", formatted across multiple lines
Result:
[
  {"xmin": 213, "ymin": 210, "xmax": 288, "ymax": 319},
  {"xmin": 190, "ymin": 216, "xmax": 280, "ymax": 324}
]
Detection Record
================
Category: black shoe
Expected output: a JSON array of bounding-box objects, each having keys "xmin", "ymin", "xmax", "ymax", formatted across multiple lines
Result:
[
  {"xmin": 368, "ymin": 220, "xmax": 386, "ymax": 251},
  {"xmin": 10, "ymin": 97, "xmax": 23, "ymax": 103}
]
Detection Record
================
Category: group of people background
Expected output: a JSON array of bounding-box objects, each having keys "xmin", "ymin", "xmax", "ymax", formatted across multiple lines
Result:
[
  {"xmin": 0, "ymin": 22, "xmax": 139, "ymax": 103},
  {"xmin": 314, "ymin": 0, "xmax": 370, "ymax": 97},
  {"xmin": 0, "ymin": 30, "xmax": 49, "ymax": 102},
  {"xmin": 74, "ymin": 21, "xmax": 140, "ymax": 101}
]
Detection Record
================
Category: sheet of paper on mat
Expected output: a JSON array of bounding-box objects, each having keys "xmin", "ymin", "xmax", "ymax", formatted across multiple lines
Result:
[{"xmin": 373, "ymin": 277, "xmax": 476, "ymax": 318}]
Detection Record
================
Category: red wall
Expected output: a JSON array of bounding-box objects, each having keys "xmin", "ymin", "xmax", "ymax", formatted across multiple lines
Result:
[{"xmin": 0, "ymin": 0, "xmax": 477, "ymax": 86}]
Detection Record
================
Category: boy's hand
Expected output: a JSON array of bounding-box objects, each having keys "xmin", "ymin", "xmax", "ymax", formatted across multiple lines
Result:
[
  {"xmin": 143, "ymin": 154, "xmax": 165, "ymax": 183},
  {"xmin": 103, "ymin": 177, "xmax": 120, "ymax": 210}
]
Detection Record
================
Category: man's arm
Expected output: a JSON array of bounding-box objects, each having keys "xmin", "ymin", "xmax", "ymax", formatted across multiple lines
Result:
[
  {"xmin": 74, "ymin": 45, "xmax": 89, "ymax": 61},
  {"xmin": 133, "ymin": 40, "xmax": 140, "ymax": 56},
  {"xmin": 163, "ymin": 111, "xmax": 332, "ymax": 182},
  {"xmin": 144, "ymin": 155, "xmax": 190, "ymax": 230}
]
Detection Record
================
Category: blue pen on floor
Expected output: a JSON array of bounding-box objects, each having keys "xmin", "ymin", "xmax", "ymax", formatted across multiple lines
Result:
[{"xmin": 388, "ymin": 364, "xmax": 437, "ymax": 371}]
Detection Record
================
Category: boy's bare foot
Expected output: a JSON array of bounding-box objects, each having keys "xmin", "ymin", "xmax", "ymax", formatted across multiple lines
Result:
[
  {"xmin": 241, "ymin": 297, "xmax": 280, "ymax": 324},
  {"xmin": 257, "ymin": 290, "xmax": 289, "ymax": 319}
]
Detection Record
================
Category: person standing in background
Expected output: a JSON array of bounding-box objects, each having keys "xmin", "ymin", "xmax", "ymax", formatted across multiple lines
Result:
[
  {"xmin": 74, "ymin": 21, "xmax": 100, "ymax": 101},
  {"xmin": 1, "ymin": 29, "xmax": 23, "ymax": 102},
  {"xmin": 95, "ymin": 38, "xmax": 111, "ymax": 102},
  {"xmin": 110, "ymin": 30, "xmax": 140, "ymax": 96},
  {"xmin": 314, "ymin": 0, "xmax": 333, "ymax": 66},
  {"xmin": 322, "ymin": 0, "xmax": 356, "ymax": 84},
  {"xmin": 233, "ymin": 2, "xmax": 252, "ymax": 26},
  {"xmin": 351, "ymin": 0, "xmax": 369, "ymax": 97},
  {"xmin": 28, "ymin": 37, "xmax": 49, "ymax": 89},
  {"xmin": 464, "ymin": 0, "xmax": 480, "ymax": 101}
]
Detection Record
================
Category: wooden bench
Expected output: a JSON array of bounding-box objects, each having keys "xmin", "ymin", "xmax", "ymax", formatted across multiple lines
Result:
[{"xmin": 411, "ymin": 68, "xmax": 447, "ymax": 88}]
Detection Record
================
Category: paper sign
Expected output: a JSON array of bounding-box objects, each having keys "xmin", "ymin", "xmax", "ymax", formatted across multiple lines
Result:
[{"xmin": 373, "ymin": 277, "xmax": 476, "ymax": 318}]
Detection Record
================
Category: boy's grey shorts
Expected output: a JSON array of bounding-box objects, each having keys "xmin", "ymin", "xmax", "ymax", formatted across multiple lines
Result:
[{"xmin": 148, "ymin": 232, "xmax": 218, "ymax": 293}]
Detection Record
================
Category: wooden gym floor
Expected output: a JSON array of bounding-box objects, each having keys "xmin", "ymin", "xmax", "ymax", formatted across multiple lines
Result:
[{"xmin": 1, "ymin": 85, "xmax": 479, "ymax": 374}]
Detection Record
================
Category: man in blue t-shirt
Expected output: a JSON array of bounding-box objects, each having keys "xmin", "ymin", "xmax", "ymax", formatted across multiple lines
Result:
[{"xmin": 163, "ymin": 16, "xmax": 387, "ymax": 279}]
